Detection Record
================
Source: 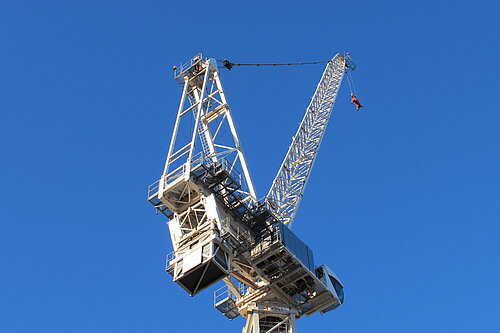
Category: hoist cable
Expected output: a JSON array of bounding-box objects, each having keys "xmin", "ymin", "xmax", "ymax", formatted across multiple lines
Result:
[
  {"xmin": 346, "ymin": 69, "xmax": 358, "ymax": 95},
  {"xmin": 346, "ymin": 71, "xmax": 353, "ymax": 94}
]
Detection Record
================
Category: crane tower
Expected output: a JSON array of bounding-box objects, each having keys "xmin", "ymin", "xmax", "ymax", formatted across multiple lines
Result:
[{"xmin": 148, "ymin": 53, "xmax": 348, "ymax": 333}]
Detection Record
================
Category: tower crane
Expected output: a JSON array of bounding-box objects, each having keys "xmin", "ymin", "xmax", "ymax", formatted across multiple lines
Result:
[{"xmin": 148, "ymin": 52, "xmax": 351, "ymax": 333}]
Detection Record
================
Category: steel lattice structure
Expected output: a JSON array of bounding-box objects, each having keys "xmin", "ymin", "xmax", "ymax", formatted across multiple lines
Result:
[
  {"xmin": 158, "ymin": 54, "xmax": 256, "ymax": 207},
  {"xmin": 266, "ymin": 54, "xmax": 346, "ymax": 228},
  {"xmin": 148, "ymin": 53, "xmax": 348, "ymax": 333}
]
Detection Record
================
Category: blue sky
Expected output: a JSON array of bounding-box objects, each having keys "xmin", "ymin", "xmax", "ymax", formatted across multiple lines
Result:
[{"xmin": 1, "ymin": 0, "xmax": 499, "ymax": 332}]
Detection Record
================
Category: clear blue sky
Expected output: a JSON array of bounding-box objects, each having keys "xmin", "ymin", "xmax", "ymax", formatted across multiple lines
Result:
[{"xmin": 1, "ymin": 0, "xmax": 499, "ymax": 332}]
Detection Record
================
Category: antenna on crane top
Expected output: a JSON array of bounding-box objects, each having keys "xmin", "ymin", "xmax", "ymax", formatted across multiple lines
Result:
[{"xmin": 149, "ymin": 52, "xmax": 352, "ymax": 333}]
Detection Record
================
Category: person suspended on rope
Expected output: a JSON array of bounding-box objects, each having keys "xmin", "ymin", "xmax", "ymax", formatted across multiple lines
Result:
[{"xmin": 351, "ymin": 93, "xmax": 363, "ymax": 110}]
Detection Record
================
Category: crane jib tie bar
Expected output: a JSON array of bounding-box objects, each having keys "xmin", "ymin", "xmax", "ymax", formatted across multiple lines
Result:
[
  {"xmin": 218, "ymin": 55, "xmax": 362, "ymax": 109},
  {"xmin": 220, "ymin": 59, "xmax": 333, "ymax": 70}
]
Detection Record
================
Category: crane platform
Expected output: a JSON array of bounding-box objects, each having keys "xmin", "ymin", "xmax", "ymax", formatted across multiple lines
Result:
[{"xmin": 213, "ymin": 222, "xmax": 343, "ymax": 319}]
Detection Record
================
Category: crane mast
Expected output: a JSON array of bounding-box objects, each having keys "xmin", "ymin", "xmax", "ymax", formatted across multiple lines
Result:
[
  {"xmin": 148, "ymin": 53, "xmax": 347, "ymax": 333},
  {"xmin": 158, "ymin": 54, "xmax": 256, "ymax": 205},
  {"xmin": 266, "ymin": 54, "xmax": 346, "ymax": 228}
]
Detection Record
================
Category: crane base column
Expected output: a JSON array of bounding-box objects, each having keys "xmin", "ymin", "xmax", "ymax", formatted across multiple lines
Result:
[{"xmin": 242, "ymin": 302, "xmax": 297, "ymax": 333}]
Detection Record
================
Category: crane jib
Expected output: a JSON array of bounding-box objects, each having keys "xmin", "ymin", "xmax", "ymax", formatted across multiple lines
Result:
[{"xmin": 266, "ymin": 54, "xmax": 346, "ymax": 228}]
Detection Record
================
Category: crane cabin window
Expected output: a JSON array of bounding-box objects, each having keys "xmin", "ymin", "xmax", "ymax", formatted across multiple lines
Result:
[{"xmin": 329, "ymin": 275, "xmax": 344, "ymax": 303}]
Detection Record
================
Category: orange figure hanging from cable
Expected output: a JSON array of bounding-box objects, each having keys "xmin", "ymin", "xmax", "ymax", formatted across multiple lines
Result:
[{"xmin": 351, "ymin": 93, "xmax": 363, "ymax": 110}]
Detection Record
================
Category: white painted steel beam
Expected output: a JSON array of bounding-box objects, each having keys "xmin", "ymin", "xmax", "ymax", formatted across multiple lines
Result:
[
  {"xmin": 266, "ymin": 54, "xmax": 346, "ymax": 228},
  {"xmin": 159, "ymin": 55, "xmax": 257, "ymax": 202}
]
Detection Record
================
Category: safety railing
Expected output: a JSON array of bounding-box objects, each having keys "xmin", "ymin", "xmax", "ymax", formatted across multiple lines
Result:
[
  {"xmin": 214, "ymin": 281, "xmax": 250, "ymax": 306},
  {"xmin": 163, "ymin": 151, "xmax": 206, "ymax": 185},
  {"xmin": 149, "ymin": 151, "xmax": 251, "ymax": 211},
  {"xmin": 148, "ymin": 152, "xmax": 206, "ymax": 199},
  {"xmin": 164, "ymin": 163, "xmax": 187, "ymax": 183},
  {"xmin": 173, "ymin": 53, "xmax": 205, "ymax": 81},
  {"xmin": 165, "ymin": 151, "xmax": 243, "ymax": 187},
  {"xmin": 147, "ymin": 179, "xmax": 160, "ymax": 199},
  {"xmin": 220, "ymin": 217, "xmax": 254, "ymax": 252},
  {"xmin": 165, "ymin": 250, "xmax": 176, "ymax": 274},
  {"xmin": 218, "ymin": 157, "xmax": 243, "ymax": 187},
  {"xmin": 249, "ymin": 223, "xmax": 281, "ymax": 258},
  {"xmin": 238, "ymin": 283, "xmax": 249, "ymax": 296},
  {"xmin": 214, "ymin": 284, "xmax": 237, "ymax": 306}
]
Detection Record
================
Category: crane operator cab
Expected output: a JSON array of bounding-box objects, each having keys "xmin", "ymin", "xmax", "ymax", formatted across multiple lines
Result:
[{"xmin": 315, "ymin": 265, "xmax": 344, "ymax": 313}]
